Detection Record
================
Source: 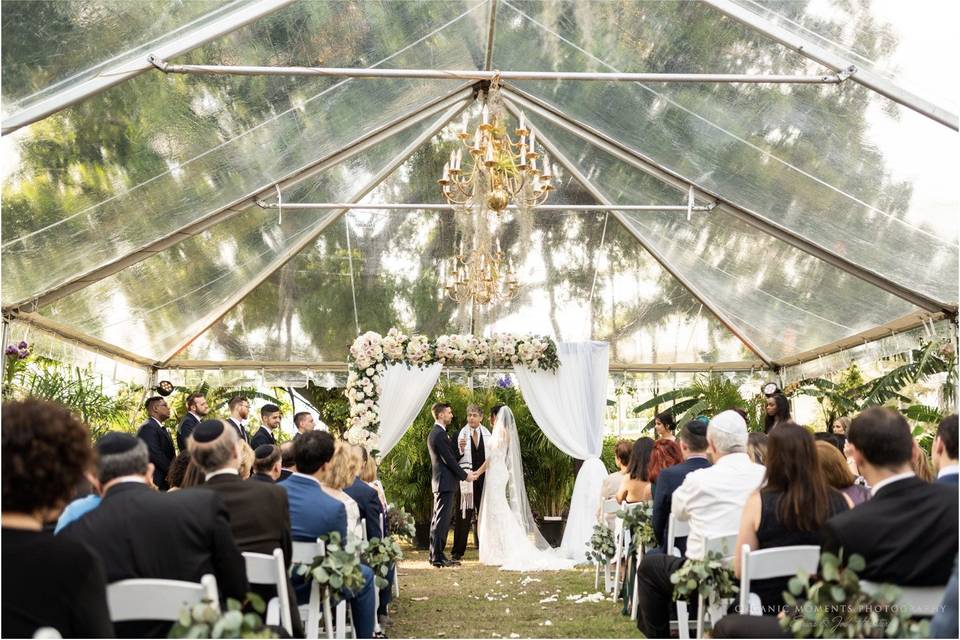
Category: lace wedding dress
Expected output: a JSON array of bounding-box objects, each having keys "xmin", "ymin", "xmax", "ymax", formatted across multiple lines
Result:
[{"xmin": 478, "ymin": 407, "xmax": 577, "ymax": 571}]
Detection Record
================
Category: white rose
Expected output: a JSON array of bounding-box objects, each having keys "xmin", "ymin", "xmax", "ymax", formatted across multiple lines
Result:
[{"xmin": 356, "ymin": 391, "xmax": 365, "ymax": 400}]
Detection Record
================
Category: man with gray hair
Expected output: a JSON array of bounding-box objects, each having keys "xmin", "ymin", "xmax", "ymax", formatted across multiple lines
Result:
[
  {"xmin": 634, "ymin": 411, "xmax": 765, "ymax": 638},
  {"xmin": 60, "ymin": 431, "xmax": 248, "ymax": 638}
]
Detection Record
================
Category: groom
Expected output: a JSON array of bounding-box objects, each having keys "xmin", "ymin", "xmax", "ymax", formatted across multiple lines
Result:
[{"xmin": 427, "ymin": 402, "xmax": 477, "ymax": 567}]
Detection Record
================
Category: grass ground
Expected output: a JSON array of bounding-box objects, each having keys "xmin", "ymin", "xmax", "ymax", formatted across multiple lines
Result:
[{"xmin": 384, "ymin": 541, "xmax": 641, "ymax": 639}]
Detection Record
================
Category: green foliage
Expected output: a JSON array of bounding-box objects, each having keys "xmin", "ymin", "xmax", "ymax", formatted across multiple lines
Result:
[
  {"xmin": 294, "ymin": 532, "xmax": 366, "ymax": 601},
  {"xmin": 635, "ymin": 374, "xmax": 762, "ymax": 431},
  {"xmin": 670, "ymin": 550, "xmax": 738, "ymax": 605},
  {"xmin": 168, "ymin": 592, "xmax": 275, "ymax": 639},
  {"xmin": 780, "ymin": 551, "xmax": 929, "ymax": 638},
  {"xmin": 600, "ymin": 435, "xmax": 620, "ymax": 472},
  {"xmin": 586, "ymin": 523, "xmax": 616, "ymax": 564},
  {"xmin": 386, "ymin": 504, "xmax": 417, "ymax": 541},
  {"xmin": 617, "ymin": 502, "xmax": 656, "ymax": 552},
  {"xmin": 296, "ymin": 382, "xmax": 350, "ymax": 437},
  {"xmin": 361, "ymin": 535, "xmax": 404, "ymax": 590}
]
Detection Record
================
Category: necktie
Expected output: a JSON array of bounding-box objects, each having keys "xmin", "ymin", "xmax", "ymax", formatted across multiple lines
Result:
[{"xmin": 472, "ymin": 428, "xmax": 479, "ymax": 449}]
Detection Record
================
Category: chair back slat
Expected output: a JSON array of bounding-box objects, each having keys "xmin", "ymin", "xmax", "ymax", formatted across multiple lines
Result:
[
  {"xmin": 667, "ymin": 514, "xmax": 691, "ymax": 558},
  {"xmin": 244, "ymin": 551, "xmax": 279, "ymax": 584},
  {"xmin": 602, "ymin": 498, "xmax": 620, "ymax": 515},
  {"xmin": 860, "ymin": 581, "xmax": 946, "ymax": 618},
  {"xmin": 739, "ymin": 545, "xmax": 820, "ymax": 615},
  {"xmin": 107, "ymin": 574, "xmax": 218, "ymax": 622},
  {"xmin": 703, "ymin": 532, "xmax": 739, "ymax": 561},
  {"xmin": 293, "ymin": 538, "xmax": 326, "ymax": 564}
]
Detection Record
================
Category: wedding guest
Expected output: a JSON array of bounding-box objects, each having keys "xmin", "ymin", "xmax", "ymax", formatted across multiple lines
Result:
[
  {"xmin": 816, "ymin": 441, "xmax": 871, "ymax": 506},
  {"xmin": 763, "ymin": 393, "xmax": 790, "ymax": 433},
  {"xmin": 137, "ymin": 395, "xmax": 175, "ymax": 490},
  {"xmin": 360, "ymin": 450, "xmax": 388, "ymax": 510},
  {"xmin": 222, "ymin": 395, "xmax": 248, "ymax": 445},
  {"xmin": 191, "ymin": 421, "xmax": 300, "ymax": 636},
  {"xmin": 651, "ymin": 418, "xmax": 711, "ymax": 554},
  {"xmin": 647, "ymin": 438, "xmax": 683, "ymax": 490},
  {"xmin": 636, "ymin": 411, "xmax": 765, "ymax": 638},
  {"xmin": 653, "ymin": 411, "xmax": 677, "ymax": 442},
  {"xmin": 832, "ymin": 416, "xmax": 851, "ymax": 436},
  {"xmin": 165, "ymin": 449, "xmax": 192, "ymax": 490},
  {"xmin": 323, "ymin": 441, "xmax": 363, "ymax": 540},
  {"xmin": 2, "ymin": 399, "xmax": 114, "ymax": 638},
  {"xmin": 746, "ymin": 432, "xmax": 768, "ymax": 465},
  {"xmin": 912, "ymin": 443, "xmax": 935, "ymax": 482},
  {"xmin": 176, "ymin": 391, "xmax": 209, "ymax": 451},
  {"xmin": 814, "ymin": 431, "xmax": 843, "ymax": 452},
  {"xmin": 598, "ymin": 439, "xmax": 632, "ymax": 519},
  {"xmin": 54, "ymin": 468, "xmax": 101, "ymax": 533},
  {"xmin": 293, "ymin": 411, "xmax": 316, "ymax": 439},
  {"xmin": 931, "ymin": 557, "xmax": 958, "ymax": 638},
  {"xmin": 617, "ymin": 437, "xmax": 654, "ymax": 503},
  {"xmin": 933, "ymin": 414, "xmax": 958, "ymax": 485},
  {"xmin": 181, "ymin": 457, "xmax": 206, "ymax": 488},
  {"xmin": 279, "ymin": 441, "xmax": 296, "ymax": 480},
  {"xmin": 61, "ymin": 431, "xmax": 247, "ymax": 638},
  {"xmin": 251, "ymin": 444, "xmax": 282, "ymax": 482},
  {"xmin": 251, "ymin": 404, "xmax": 281, "ymax": 449},
  {"xmin": 281, "ymin": 431, "xmax": 376, "ymax": 639},
  {"xmin": 238, "ymin": 440, "xmax": 255, "ymax": 479}
]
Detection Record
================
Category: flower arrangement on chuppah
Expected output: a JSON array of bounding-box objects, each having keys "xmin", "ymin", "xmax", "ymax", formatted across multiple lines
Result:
[{"xmin": 344, "ymin": 329, "xmax": 559, "ymax": 451}]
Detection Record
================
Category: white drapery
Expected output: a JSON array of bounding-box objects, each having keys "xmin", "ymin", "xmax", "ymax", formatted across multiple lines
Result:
[
  {"xmin": 514, "ymin": 341, "xmax": 610, "ymax": 562},
  {"xmin": 376, "ymin": 361, "xmax": 443, "ymax": 458}
]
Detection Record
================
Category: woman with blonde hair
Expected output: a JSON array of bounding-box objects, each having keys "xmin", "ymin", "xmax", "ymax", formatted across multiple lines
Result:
[
  {"xmin": 912, "ymin": 444, "xmax": 935, "ymax": 482},
  {"xmin": 360, "ymin": 452, "xmax": 388, "ymax": 510},
  {"xmin": 237, "ymin": 441, "xmax": 255, "ymax": 479},
  {"xmin": 322, "ymin": 440, "xmax": 363, "ymax": 540}
]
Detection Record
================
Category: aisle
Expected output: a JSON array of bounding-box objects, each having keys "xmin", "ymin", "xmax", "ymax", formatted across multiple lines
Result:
[{"xmin": 386, "ymin": 543, "xmax": 641, "ymax": 638}]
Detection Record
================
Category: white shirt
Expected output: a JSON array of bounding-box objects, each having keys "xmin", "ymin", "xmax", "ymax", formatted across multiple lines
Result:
[
  {"xmin": 871, "ymin": 471, "xmax": 915, "ymax": 496},
  {"xmin": 457, "ymin": 424, "xmax": 492, "ymax": 466},
  {"xmin": 672, "ymin": 452, "xmax": 765, "ymax": 561},
  {"xmin": 150, "ymin": 416, "xmax": 163, "ymax": 427},
  {"xmin": 205, "ymin": 468, "xmax": 239, "ymax": 481},
  {"xmin": 937, "ymin": 464, "xmax": 959, "ymax": 480}
]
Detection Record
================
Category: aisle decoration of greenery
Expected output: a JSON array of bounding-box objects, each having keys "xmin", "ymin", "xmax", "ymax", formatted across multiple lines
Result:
[
  {"xmin": 386, "ymin": 504, "xmax": 416, "ymax": 541},
  {"xmin": 670, "ymin": 550, "xmax": 738, "ymax": 606},
  {"xmin": 617, "ymin": 502, "xmax": 656, "ymax": 551},
  {"xmin": 779, "ymin": 551, "xmax": 929, "ymax": 639},
  {"xmin": 361, "ymin": 535, "xmax": 404, "ymax": 589},
  {"xmin": 586, "ymin": 523, "xmax": 616, "ymax": 564},
  {"xmin": 345, "ymin": 329, "xmax": 559, "ymax": 451},
  {"xmin": 293, "ymin": 532, "xmax": 366, "ymax": 601},
  {"xmin": 168, "ymin": 592, "xmax": 276, "ymax": 639}
]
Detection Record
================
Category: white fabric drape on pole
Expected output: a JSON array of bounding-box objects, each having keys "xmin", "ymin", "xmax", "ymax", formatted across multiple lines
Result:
[
  {"xmin": 514, "ymin": 341, "xmax": 610, "ymax": 562},
  {"xmin": 376, "ymin": 362, "xmax": 443, "ymax": 458}
]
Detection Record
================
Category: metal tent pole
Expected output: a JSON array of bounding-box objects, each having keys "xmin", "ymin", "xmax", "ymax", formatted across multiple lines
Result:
[{"xmin": 255, "ymin": 202, "xmax": 715, "ymax": 212}]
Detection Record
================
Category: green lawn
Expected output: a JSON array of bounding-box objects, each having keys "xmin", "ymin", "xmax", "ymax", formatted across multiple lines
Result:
[{"xmin": 384, "ymin": 543, "xmax": 642, "ymax": 639}]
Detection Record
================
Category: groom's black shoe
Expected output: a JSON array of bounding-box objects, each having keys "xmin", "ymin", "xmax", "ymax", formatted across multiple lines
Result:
[
  {"xmin": 446, "ymin": 559, "xmax": 462, "ymax": 566},
  {"xmin": 431, "ymin": 561, "xmax": 446, "ymax": 568}
]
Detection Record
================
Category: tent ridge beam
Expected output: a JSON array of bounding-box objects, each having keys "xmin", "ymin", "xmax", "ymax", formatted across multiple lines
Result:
[
  {"xmin": 148, "ymin": 57, "xmax": 853, "ymax": 84},
  {"xmin": 161, "ymin": 359, "xmax": 769, "ymax": 372},
  {"xmin": 256, "ymin": 202, "xmax": 715, "ymax": 212},
  {"xmin": 155, "ymin": 99, "xmax": 471, "ymax": 367},
  {"xmin": 2, "ymin": 85, "xmax": 475, "ymax": 315},
  {"xmin": 502, "ymin": 85, "xmax": 956, "ymax": 315},
  {"xmin": 504, "ymin": 98, "xmax": 778, "ymax": 368},
  {"xmin": 700, "ymin": 0, "xmax": 958, "ymax": 130},
  {"xmin": 0, "ymin": 0, "xmax": 297, "ymax": 135}
]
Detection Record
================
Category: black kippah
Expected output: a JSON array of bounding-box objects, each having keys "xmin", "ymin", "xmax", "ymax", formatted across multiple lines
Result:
[
  {"xmin": 686, "ymin": 419, "xmax": 708, "ymax": 437},
  {"xmin": 193, "ymin": 419, "xmax": 226, "ymax": 443},
  {"xmin": 254, "ymin": 444, "xmax": 275, "ymax": 460},
  {"xmin": 96, "ymin": 432, "xmax": 140, "ymax": 455}
]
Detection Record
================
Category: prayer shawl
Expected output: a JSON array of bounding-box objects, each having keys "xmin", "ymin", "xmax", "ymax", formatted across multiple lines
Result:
[{"xmin": 457, "ymin": 424, "xmax": 491, "ymax": 516}]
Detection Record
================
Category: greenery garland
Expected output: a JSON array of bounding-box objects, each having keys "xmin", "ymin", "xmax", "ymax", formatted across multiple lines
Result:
[
  {"xmin": 670, "ymin": 550, "xmax": 739, "ymax": 604},
  {"xmin": 586, "ymin": 523, "xmax": 617, "ymax": 564},
  {"xmin": 169, "ymin": 592, "xmax": 276, "ymax": 639},
  {"xmin": 361, "ymin": 535, "xmax": 404, "ymax": 590},
  {"xmin": 616, "ymin": 502, "xmax": 656, "ymax": 552},
  {"xmin": 294, "ymin": 532, "xmax": 367, "ymax": 601}
]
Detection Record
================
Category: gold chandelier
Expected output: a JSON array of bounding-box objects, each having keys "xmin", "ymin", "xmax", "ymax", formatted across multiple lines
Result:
[{"xmin": 443, "ymin": 236, "xmax": 520, "ymax": 306}]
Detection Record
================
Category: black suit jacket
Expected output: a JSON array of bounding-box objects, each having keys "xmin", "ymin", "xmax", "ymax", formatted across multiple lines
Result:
[
  {"xmin": 250, "ymin": 426, "xmax": 276, "ymax": 449},
  {"xmin": 251, "ymin": 473, "xmax": 275, "ymax": 483},
  {"xmin": 137, "ymin": 418, "xmax": 176, "ymax": 490},
  {"xmin": 652, "ymin": 456, "xmax": 712, "ymax": 552},
  {"xmin": 226, "ymin": 418, "xmax": 248, "ymax": 444},
  {"xmin": 61, "ymin": 482, "xmax": 248, "ymax": 637},
  {"xmin": 344, "ymin": 476, "xmax": 385, "ymax": 541},
  {"xmin": 200, "ymin": 472, "xmax": 292, "ymax": 564},
  {"xmin": 428, "ymin": 424, "xmax": 467, "ymax": 493},
  {"xmin": 822, "ymin": 476, "xmax": 958, "ymax": 585},
  {"xmin": 176, "ymin": 413, "xmax": 201, "ymax": 452}
]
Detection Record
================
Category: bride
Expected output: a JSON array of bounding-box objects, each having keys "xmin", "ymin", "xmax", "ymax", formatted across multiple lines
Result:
[{"xmin": 474, "ymin": 406, "xmax": 577, "ymax": 571}]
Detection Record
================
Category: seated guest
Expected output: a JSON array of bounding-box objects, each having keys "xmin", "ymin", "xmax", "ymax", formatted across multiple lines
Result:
[
  {"xmin": 279, "ymin": 441, "xmax": 296, "ymax": 480},
  {"xmin": 651, "ymin": 418, "xmax": 711, "ymax": 554},
  {"xmin": 360, "ymin": 449, "xmax": 388, "ymax": 510},
  {"xmin": 238, "ymin": 440, "xmax": 255, "ymax": 479},
  {"xmin": 136, "ymin": 395, "xmax": 175, "ymax": 490},
  {"xmin": 647, "ymin": 438, "xmax": 683, "ymax": 493},
  {"xmin": 191, "ymin": 421, "xmax": 301, "ymax": 636},
  {"xmin": 323, "ymin": 441, "xmax": 364, "ymax": 540},
  {"xmin": 598, "ymin": 439, "xmax": 632, "ymax": 519},
  {"xmin": 251, "ymin": 404, "xmax": 281, "ymax": 449},
  {"xmin": 165, "ymin": 449, "xmax": 192, "ymax": 490},
  {"xmin": 252, "ymin": 444, "xmax": 282, "ymax": 482},
  {"xmin": 2, "ymin": 399, "xmax": 114, "ymax": 638},
  {"xmin": 746, "ymin": 432, "xmax": 768, "ymax": 465},
  {"xmin": 931, "ymin": 556, "xmax": 958, "ymax": 638},
  {"xmin": 61, "ymin": 431, "xmax": 248, "ymax": 638},
  {"xmin": 933, "ymin": 414, "xmax": 958, "ymax": 485},
  {"xmin": 912, "ymin": 443, "xmax": 935, "ymax": 482},
  {"xmin": 636, "ymin": 411, "xmax": 765, "ymax": 638},
  {"xmin": 816, "ymin": 440, "xmax": 871, "ymax": 506},
  {"xmin": 281, "ymin": 431, "xmax": 376, "ymax": 639},
  {"xmin": 54, "ymin": 470, "xmax": 101, "ymax": 533},
  {"xmin": 715, "ymin": 407, "xmax": 959, "ymax": 638},
  {"xmin": 654, "ymin": 411, "xmax": 677, "ymax": 442},
  {"xmin": 617, "ymin": 437, "xmax": 654, "ymax": 503},
  {"xmin": 711, "ymin": 425, "xmax": 851, "ymax": 635}
]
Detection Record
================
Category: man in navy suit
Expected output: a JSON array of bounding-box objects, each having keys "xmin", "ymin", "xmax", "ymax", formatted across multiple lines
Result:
[
  {"xmin": 176, "ymin": 392, "xmax": 209, "ymax": 452},
  {"xmin": 651, "ymin": 418, "xmax": 712, "ymax": 556},
  {"xmin": 933, "ymin": 414, "xmax": 958, "ymax": 485},
  {"xmin": 136, "ymin": 396, "xmax": 175, "ymax": 490},
  {"xmin": 427, "ymin": 403, "xmax": 474, "ymax": 567},
  {"xmin": 251, "ymin": 404, "xmax": 281, "ymax": 449},
  {"xmin": 280, "ymin": 431, "xmax": 376, "ymax": 639}
]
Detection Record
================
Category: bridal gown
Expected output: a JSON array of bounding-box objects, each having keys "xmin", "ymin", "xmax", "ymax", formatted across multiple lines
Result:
[{"xmin": 477, "ymin": 425, "xmax": 577, "ymax": 571}]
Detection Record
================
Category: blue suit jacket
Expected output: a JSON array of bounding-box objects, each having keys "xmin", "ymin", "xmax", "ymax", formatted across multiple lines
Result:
[
  {"xmin": 343, "ymin": 477, "xmax": 385, "ymax": 541},
  {"xmin": 652, "ymin": 456, "xmax": 712, "ymax": 554},
  {"xmin": 279, "ymin": 474, "xmax": 348, "ymax": 542},
  {"xmin": 937, "ymin": 472, "xmax": 959, "ymax": 486}
]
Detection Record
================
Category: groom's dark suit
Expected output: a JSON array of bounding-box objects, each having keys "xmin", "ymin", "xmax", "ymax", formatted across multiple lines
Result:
[{"xmin": 428, "ymin": 422, "xmax": 468, "ymax": 565}]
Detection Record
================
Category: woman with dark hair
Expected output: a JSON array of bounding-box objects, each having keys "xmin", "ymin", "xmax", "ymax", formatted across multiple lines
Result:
[
  {"xmin": 763, "ymin": 393, "xmax": 791, "ymax": 433},
  {"xmin": 654, "ymin": 412, "xmax": 676, "ymax": 442},
  {"xmin": 616, "ymin": 437, "xmax": 655, "ymax": 503},
  {"xmin": 2, "ymin": 399, "xmax": 114, "ymax": 637},
  {"xmin": 165, "ymin": 449, "xmax": 192, "ymax": 490},
  {"xmin": 732, "ymin": 423, "xmax": 851, "ymax": 612},
  {"xmin": 647, "ymin": 439, "xmax": 683, "ymax": 489}
]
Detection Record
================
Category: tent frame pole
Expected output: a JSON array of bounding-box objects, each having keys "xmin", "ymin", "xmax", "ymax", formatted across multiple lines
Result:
[{"xmin": 255, "ymin": 202, "xmax": 715, "ymax": 212}]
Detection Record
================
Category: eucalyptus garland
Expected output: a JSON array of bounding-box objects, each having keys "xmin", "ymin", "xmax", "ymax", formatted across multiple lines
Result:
[
  {"xmin": 586, "ymin": 523, "xmax": 617, "ymax": 564},
  {"xmin": 361, "ymin": 535, "xmax": 404, "ymax": 589},
  {"xmin": 294, "ymin": 531, "xmax": 367, "ymax": 601},
  {"xmin": 169, "ymin": 592, "xmax": 276, "ymax": 639},
  {"xmin": 670, "ymin": 550, "xmax": 739, "ymax": 604},
  {"xmin": 616, "ymin": 502, "xmax": 656, "ymax": 552}
]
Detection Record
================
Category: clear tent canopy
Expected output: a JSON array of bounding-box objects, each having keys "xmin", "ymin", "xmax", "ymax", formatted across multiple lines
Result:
[{"xmin": 1, "ymin": 0, "xmax": 957, "ymax": 389}]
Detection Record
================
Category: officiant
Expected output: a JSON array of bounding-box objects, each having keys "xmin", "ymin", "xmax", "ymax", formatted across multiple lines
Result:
[{"xmin": 451, "ymin": 403, "xmax": 491, "ymax": 561}]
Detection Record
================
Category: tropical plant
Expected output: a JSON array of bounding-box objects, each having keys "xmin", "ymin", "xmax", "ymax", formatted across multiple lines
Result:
[
  {"xmin": 168, "ymin": 592, "xmax": 275, "ymax": 639},
  {"xmin": 780, "ymin": 551, "xmax": 929, "ymax": 638},
  {"xmin": 586, "ymin": 523, "xmax": 616, "ymax": 564},
  {"xmin": 293, "ymin": 532, "xmax": 366, "ymax": 601},
  {"xmin": 634, "ymin": 374, "xmax": 762, "ymax": 431},
  {"xmin": 361, "ymin": 535, "xmax": 404, "ymax": 589}
]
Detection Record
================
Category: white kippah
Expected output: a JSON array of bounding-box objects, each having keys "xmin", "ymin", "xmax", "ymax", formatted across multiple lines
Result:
[{"xmin": 708, "ymin": 410, "xmax": 747, "ymax": 439}]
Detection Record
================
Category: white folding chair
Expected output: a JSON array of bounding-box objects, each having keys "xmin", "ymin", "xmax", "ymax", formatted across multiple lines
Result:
[
  {"xmin": 595, "ymin": 498, "xmax": 620, "ymax": 592},
  {"xmin": 666, "ymin": 514, "xmax": 696, "ymax": 640},
  {"xmin": 615, "ymin": 502, "xmax": 645, "ymax": 603},
  {"xmin": 292, "ymin": 539, "xmax": 334, "ymax": 640},
  {"xmin": 32, "ymin": 628, "xmax": 61, "ymax": 639},
  {"xmin": 860, "ymin": 581, "xmax": 946, "ymax": 618},
  {"xmin": 693, "ymin": 532, "xmax": 739, "ymax": 639},
  {"xmin": 739, "ymin": 545, "xmax": 821, "ymax": 617},
  {"xmin": 360, "ymin": 518, "xmax": 381, "ymax": 638},
  {"xmin": 107, "ymin": 573, "xmax": 218, "ymax": 623},
  {"xmin": 384, "ymin": 512, "xmax": 399, "ymax": 598},
  {"xmin": 243, "ymin": 548, "xmax": 293, "ymax": 636}
]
